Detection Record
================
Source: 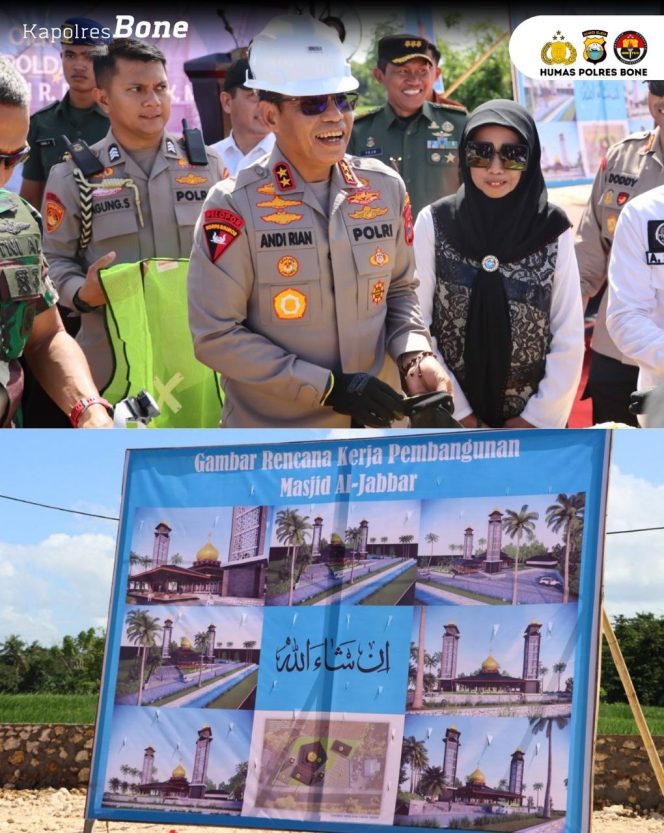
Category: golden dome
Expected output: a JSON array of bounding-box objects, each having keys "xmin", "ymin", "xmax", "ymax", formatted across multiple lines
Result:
[
  {"xmin": 172, "ymin": 762, "xmax": 186, "ymax": 779},
  {"xmin": 481, "ymin": 655, "xmax": 500, "ymax": 673},
  {"xmin": 468, "ymin": 767, "xmax": 486, "ymax": 785},
  {"xmin": 181, "ymin": 636, "xmax": 193, "ymax": 650},
  {"xmin": 196, "ymin": 533, "xmax": 219, "ymax": 562}
]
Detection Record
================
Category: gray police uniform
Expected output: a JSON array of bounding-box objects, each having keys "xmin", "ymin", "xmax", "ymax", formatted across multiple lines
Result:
[
  {"xmin": 187, "ymin": 148, "xmax": 432, "ymax": 428},
  {"xmin": 576, "ymin": 127, "xmax": 664, "ymax": 422},
  {"xmin": 23, "ymin": 93, "xmax": 109, "ymax": 185},
  {"xmin": 43, "ymin": 129, "xmax": 223, "ymax": 389},
  {"xmin": 348, "ymin": 100, "xmax": 466, "ymax": 217},
  {"xmin": 0, "ymin": 190, "xmax": 58, "ymax": 426}
]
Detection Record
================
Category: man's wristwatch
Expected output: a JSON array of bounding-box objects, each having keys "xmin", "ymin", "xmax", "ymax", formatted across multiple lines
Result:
[
  {"xmin": 69, "ymin": 396, "xmax": 113, "ymax": 428},
  {"xmin": 72, "ymin": 288, "xmax": 101, "ymax": 313}
]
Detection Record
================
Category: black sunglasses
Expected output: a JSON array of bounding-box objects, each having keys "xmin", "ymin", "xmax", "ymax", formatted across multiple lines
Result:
[
  {"xmin": 465, "ymin": 140, "xmax": 529, "ymax": 171},
  {"xmin": 0, "ymin": 144, "xmax": 31, "ymax": 169},
  {"xmin": 648, "ymin": 80, "xmax": 664, "ymax": 97},
  {"xmin": 279, "ymin": 92, "xmax": 359, "ymax": 116}
]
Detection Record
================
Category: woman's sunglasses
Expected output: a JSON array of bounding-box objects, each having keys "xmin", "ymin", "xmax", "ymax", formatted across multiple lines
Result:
[
  {"xmin": 465, "ymin": 140, "xmax": 529, "ymax": 171},
  {"xmin": 279, "ymin": 92, "xmax": 359, "ymax": 116},
  {"xmin": 0, "ymin": 145, "xmax": 31, "ymax": 169}
]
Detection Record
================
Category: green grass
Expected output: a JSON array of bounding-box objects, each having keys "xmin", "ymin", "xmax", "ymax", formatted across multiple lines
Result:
[
  {"xmin": 206, "ymin": 670, "xmax": 258, "ymax": 709},
  {"xmin": 597, "ymin": 701, "xmax": 664, "ymax": 735},
  {"xmin": 0, "ymin": 693, "xmax": 99, "ymax": 724},
  {"xmin": 360, "ymin": 566, "xmax": 417, "ymax": 605},
  {"xmin": 150, "ymin": 666, "xmax": 238, "ymax": 706}
]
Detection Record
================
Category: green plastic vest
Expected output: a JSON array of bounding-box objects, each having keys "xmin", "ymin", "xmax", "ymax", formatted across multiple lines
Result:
[{"xmin": 99, "ymin": 258, "xmax": 223, "ymax": 427}]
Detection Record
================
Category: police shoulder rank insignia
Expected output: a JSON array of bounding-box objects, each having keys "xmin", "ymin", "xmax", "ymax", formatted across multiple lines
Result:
[
  {"xmin": 277, "ymin": 255, "xmax": 299, "ymax": 278},
  {"xmin": 165, "ymin": 138, "xmax": 177, "ymax": 154},
  {"xmin": 45, "ymin": 192, "xmax": 65, "ymax": 233},
  {"xmin": 338, "ymin": 158, "xmax": 360, "ymax": 187},
  {"xmin": 108, "ymin": 144, "xmax": 121, "ymax": 163},
  {"xmin": 402, "ymin": 194, "xmax": 414, "ymax": 246},
  {"xmin": 646, "ymin": 220, "xmax": 664, "ymax": 264},
  {"xmin": 203, "ymin": 208, "xmax": 245, "ymax": 262},
  {"xmin": 274, "ymin": 161, "xmax": 296, "ymax": 191},
  {"xmin": 369, "ymin": 248, "xmax": 390, "ymax": 268},
  {"xmin": 273, "ymin": 287, "xmax": 307, "ymax": 319},
  {"xmin": 370, "ymin": 279, "xmax": 386, "ymax": 304}
]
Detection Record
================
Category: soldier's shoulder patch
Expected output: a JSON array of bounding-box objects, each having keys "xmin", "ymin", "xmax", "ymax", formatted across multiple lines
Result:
[
  {"xmin": 354, "ymin": 105, "xmax": 382, "ymax": 122},
  {"xmin": 430, "ymin": 100, "xmax": 467, "ymax": 114},
  {"xmin": 203, "ymin": 208, "xmax": 245, "ymax": 262},
  {"xmin": 44, "ymin": 192, "xmax": 65, "ymax": 233}
]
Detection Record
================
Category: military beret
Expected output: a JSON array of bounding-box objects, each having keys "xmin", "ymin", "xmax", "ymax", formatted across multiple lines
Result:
[
  {"xmin": 60, "ymin": 17, "xmax": 112, "ymax": 46},
  {"xmin": 378, "ymin": 34, "xmax": 435, "ymax": 66}
]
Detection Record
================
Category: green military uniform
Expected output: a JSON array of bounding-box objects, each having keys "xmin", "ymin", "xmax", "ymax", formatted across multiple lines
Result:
[
  {"xmin": 23, "ymin": 93, "xmax": 109, "ymax": 185},
  {"xmin": 0, "ymin": 190, "xmax": 58, "ymax": 426},
  {"xmin": 348, "ymin": 100, "xmax": 466, "ymax": 217}
]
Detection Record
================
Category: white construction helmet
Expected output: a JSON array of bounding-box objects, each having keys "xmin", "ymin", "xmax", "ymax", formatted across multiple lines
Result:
[{"xmin": 245, "ymin": 14, "xmax": 359, "ymax": 97}]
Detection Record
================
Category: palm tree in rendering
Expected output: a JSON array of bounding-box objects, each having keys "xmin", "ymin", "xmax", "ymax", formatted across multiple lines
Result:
[
  {"xmin": 345, "ymin": 526, "xmax": 361, "ymax": 584},
  {"xmin": 418, "ymin": 765, "xmax": 448, "ymax": 800},
  {"xmin": 553, "ymin": 661, "xmax": 567, "ymax": 692},
  {"xmin": 194, "ymin": 631, "xmax": 209, "ymax": 687},
  {"xmin": 401, "ymin": 735, "xmax": 429, "ymax": 794},
  {"xmin": 424, "ymin": 532, "xmax": 439, "ymax": 568},
  {"xmin": 275, "ymin": 508, "xmax": 312, "ymax": 606},
  {"xmin": 125, "ymin": 609, "xmax": 162, "ymax": 706},
  {"xmin": 399, "ymin": 534, "xmax": 415, "ymax": 558},
  {"xmin": 502, "ymin": 504, "xmax": 539, "ymax": 605},
  {"xmin": 529, "ymin": 716, "xmax": 570, "ymax": 818},
  {"xmin": 545, "ymin": 492, "xmax": 585, "ymax": 603},
  {"xmin": 533, "ymin": 781, "xmax": 544, "ymax": 810}
]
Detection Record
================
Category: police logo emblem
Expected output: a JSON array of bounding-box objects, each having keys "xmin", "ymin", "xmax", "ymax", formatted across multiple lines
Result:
[
  {"xmin": 277, "ymin": 255, "xmax": 299, "ymax": 278},
  {"xmin": 45, "ymin": 192, "xmax": 65, "ymax": 233},
  {"xmin": 369, "ymin": 247, "xmax": 390, "ymax": 268},
  {"xmin": 582, "ymin": 30, "xmax": 608, "ymax": 64},
  {"xmin": 616, "ymin": 192, "xmax": 630, "ymax": 206},
  {"xmin": 613, "ymin": 31, "xmax": 647, "ymax": 64},
  {"xmin": 541, "ymin": 32, "xmax": 577, "ymax": 65},
  {"xmin": 203, "ymin": 208, "xmax": 245, "ymax": 262},
  {"xmin": 273, "ymin": 288, "xmax": 307, "ymax": 319}
]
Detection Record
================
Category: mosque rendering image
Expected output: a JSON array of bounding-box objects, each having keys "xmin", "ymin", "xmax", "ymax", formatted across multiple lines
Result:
[
  {"xmin": 103, "ymin": 725, "xmax": 243, "ymax": 813},
  {"xmin": 127, "ymin": 509, "xmax": 268, "ymax": 605}
]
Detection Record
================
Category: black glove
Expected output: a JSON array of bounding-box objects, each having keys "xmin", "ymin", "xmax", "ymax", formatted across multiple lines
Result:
[{"xmin": 323, "ymin": 372, "xmax": 405, "ymax": 427}]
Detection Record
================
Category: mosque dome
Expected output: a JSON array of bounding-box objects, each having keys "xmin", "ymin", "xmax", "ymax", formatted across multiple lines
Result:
[
  {"xmin": 172, "ymin": 762, "xmax": 186, "ymax": 779},
  {"xmin": 481, "ymin": 655, "xmax": 500, "ymax": 673},
  {"xmin": 468, "ymin": 767, "xmax": 486, "ymax": 785},
  {"xmin": 196, "ymin": 534, "xmax": 219, "ymax": 562},
  {"xmin": 181, "ymin": 636, "xmax": 193, "ymax": 650}
]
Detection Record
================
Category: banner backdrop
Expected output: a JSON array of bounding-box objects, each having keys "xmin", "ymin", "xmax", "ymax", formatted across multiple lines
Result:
[{"xmin": 88, "ymin": 429, "xmax": 610, "ymax": 833}]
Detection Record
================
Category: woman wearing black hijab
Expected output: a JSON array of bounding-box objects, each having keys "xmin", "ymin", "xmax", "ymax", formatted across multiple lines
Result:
[{"xmin": 414, "ymin": 99, "xmax": 584, "ymax": 428}]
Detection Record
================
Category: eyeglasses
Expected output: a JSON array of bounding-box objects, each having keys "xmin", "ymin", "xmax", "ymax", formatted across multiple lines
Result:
[
  {"xmin": 0, "ymin": 145, "xmax": 31, "ymax": 169},
  {"xmin": 279, "ymin": 92, "xmax": 359, "ymax": 116},
  {"xmin": 648, "ymin": 80, "xmax": 664, "ymax": 97},
  {"xmin": 465, "ymin": 140, "xmax": 529, "ymax": 171}
]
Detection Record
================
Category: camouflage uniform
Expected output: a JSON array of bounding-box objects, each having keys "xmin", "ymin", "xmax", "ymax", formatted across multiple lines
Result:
[{"xmin": 0, "ymin": 190, "xmax": 58, "ymax": 426}]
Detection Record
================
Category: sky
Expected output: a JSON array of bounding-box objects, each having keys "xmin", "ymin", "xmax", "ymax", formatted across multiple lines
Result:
[{"xmin": 0, "ymin": 429, "xmax": 662, "ymax": 647}]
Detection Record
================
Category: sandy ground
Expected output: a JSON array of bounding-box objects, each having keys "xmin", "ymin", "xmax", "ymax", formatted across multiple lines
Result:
[{"xmin": 0, "ymin": 789, "xmax": 662, "ymax": 833}]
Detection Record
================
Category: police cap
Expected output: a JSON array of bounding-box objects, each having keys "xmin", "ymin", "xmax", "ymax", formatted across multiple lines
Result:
[
  {"xmin": 223, "ymin": 57, "xmax": 251, "ymax": 93},
  {"xmin": 378, "ymin": 34, "xmax": 435, "ymax": 66},
  {"xmin": 60, "ymin": 17, "xmax": 112, "ymax": 46}
]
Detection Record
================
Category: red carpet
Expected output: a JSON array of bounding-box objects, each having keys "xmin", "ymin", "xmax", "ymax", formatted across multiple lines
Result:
[{"xmin": 568, "ymin": 325, "xmax": 593, "ymax": 428}]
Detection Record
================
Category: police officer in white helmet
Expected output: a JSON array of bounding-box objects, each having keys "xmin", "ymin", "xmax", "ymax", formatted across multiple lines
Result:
[{"xmin": 187, "ymin": 14, "xmax": 451, "ymax": 428}]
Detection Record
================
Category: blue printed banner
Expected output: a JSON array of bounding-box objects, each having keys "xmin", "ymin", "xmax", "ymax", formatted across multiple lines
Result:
[{"xmin": 88, "ymin": 430, "xmax": 609, "ymax": 833}]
